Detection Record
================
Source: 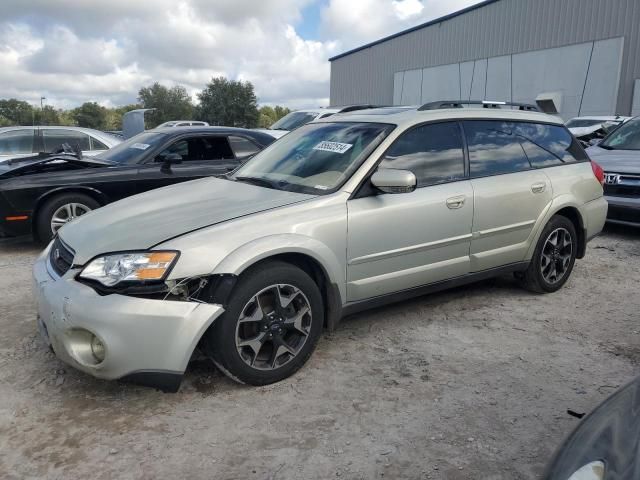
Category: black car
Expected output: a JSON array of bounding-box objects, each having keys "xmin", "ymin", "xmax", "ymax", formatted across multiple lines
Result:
[
  {"xmin": 0, "ymin": 127, "xmax": 275, "ymax": 242},
  {"xmin": 544, "ymin": 375, "xmax": 640, "ymax": 479}
]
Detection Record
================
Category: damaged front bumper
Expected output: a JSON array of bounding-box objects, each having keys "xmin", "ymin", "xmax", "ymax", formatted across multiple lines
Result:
[{"xmin": 32, "ymin": 246, "xmax": 225, "ymax": 392}]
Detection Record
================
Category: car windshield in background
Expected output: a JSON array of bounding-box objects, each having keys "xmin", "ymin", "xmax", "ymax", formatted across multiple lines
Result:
[
  {"xmin": 270, "ymin": 112, "xmax": 318, "ymax": 131},
  {"xmin": 566, "ymin": 119, "xmax": 606, "ymax": 128},
  {"xmin": 95, "ymin": 132, "xmax": 167, "ymax": 163},
  {"xmin": 232, "ymin": 122, "xmax": 393, "ymax": 194},
  {"xmin": 600, "ymin": 117, "xmax": 640, "ymax": 150}
]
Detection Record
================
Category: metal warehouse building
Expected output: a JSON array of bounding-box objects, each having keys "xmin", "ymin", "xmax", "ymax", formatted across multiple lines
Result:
[{"xmin": 329, "ymin": 0, "xmax": 640, "ymax": 120}]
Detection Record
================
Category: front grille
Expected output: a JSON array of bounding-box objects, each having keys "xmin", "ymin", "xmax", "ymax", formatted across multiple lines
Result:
[
  {"xmin": 49, "ymin": 237, "xmax": 75, "ymax": 277},
  {"xmin": 604, "ymin": 184, "xmax": 640, "ymax": 198}
]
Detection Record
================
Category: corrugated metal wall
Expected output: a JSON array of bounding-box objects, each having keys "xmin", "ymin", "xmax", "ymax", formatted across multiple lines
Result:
[{"xmin": 329, "ymin": 0, "xmax": 640, "ymax": 115}]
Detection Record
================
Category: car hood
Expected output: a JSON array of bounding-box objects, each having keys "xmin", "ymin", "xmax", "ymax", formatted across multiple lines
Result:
[
  {"xmin": 569, "ymin": 125, "xmax": 603, "ymax": 137},
  {"xmin": 587, "ymin": 145, "xmax": 640, "ymax": 174},
  {"xmin": 252, "ymin": 128, "xmax": 288, "ymax": 139},
  {"xmin": 59, "ymin": 177, "xmax": 315, "ymax": 264},
  {"xmin": 0, "ymin": 153, "xmax": 113, "ymax": 177}
]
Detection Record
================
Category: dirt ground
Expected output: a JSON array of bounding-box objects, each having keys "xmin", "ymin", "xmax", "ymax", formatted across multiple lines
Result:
[{"xmin": 0, "ymin": 226, "xmax": 639, "ymax": 480}]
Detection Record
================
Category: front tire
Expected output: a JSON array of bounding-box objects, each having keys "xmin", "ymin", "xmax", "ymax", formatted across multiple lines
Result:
[
  {"xmin": 203, "ymin": 261, "xmax": 324, "ymax": 385},
  {"xmin": 35, "ymin": 193, "xmax": 99, "ymax": 244},
  {"xmin": 520, "ymin": 215, "xmax": 577, "ymax": 293}
]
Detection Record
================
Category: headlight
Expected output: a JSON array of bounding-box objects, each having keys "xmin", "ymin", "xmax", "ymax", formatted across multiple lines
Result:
[{"xmin": 79, "ymin": 251, "xmax": 178, "ymax": 287}]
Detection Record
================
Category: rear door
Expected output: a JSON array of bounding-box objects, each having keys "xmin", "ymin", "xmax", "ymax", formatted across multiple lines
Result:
[
  {"xmin": 135, "ymin": 134, "xmax": 240, "ymax": 193},
  {"xmin": 346, "ymin": 121, "xmax": 473, "ymax": 302},
  {"xmin": 463, "ymin": 120, "xmax": 553, "ymax": 272}
]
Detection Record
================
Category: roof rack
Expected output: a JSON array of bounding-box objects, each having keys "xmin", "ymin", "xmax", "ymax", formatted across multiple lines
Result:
[{"xmin": 418, "ymin": 100, "xmax": 540, "ymax": 112}]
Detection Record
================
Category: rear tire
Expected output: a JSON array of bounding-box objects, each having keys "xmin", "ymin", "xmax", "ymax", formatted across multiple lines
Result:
[
  {"xmin": 35, "ymin": 193, "xmax": 99, "ymax": 244},
  {"xmin": 519, "ymin": 215, "xmax": 577, "ymax": 293},
  {"xmin": 202, "ymin": 261, "xmax": 324, "ymax": 385}
]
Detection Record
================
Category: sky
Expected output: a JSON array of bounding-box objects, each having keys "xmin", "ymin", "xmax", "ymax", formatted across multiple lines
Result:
[{"xmin": 0, "ymin": 0, "xmax": 482, "ymax": 110}]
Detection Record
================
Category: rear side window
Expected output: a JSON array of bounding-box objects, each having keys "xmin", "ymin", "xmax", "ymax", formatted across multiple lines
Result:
[
  {"xmin": 90, "ymin": 137, "xmax": 108, "ymax": 150},
  {"xmin": 513, "ymin": 123, "xmax": 585, "ymax": 166},
  {"xmin": 229, "ymin": 136, "xmax": 260, "ymax": 158},
  {"xmin": 464, "ymin": 121, "xmax": 530, "ymax": 177},
  {"xmin": 42, "ymin": 129, "xmax": 91, "ymax": 152},
  {"xmin": 0, "ymin": 129, "xmax": 34, "ymax": 155},
  {"xmin": 379, "ymin": 122, "xmax": 465, "ymax": 187}
]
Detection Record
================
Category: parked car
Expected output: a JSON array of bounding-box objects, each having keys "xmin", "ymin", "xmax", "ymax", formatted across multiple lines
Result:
[
  {"xmin": 256, "ymin": 105, "xmax": 380, "ymax": 138},
  {"xmin": 32, "ymin": 101, "xmax": 607, "ymax": 391},
  {"xmin": 566, "ymin": 116, "xmax": 630, "ymax": 147},
  {"xmin": 0, "ymin": 126, "xmax": 121, "ymax": 163},
  {"xmin": 543, "ymin": 375, "xmax": 640, "ymax": 480},
  {"xmin": 586, "ymin": 116, "xmax": 640, "ymax": 227},
  {"xmin": 156, "ymin": 120, "xmax": 210, "ymax": 128},
  {"xmin": 0, "ymin": 126, "xmax": 274, "ymax": 242}
]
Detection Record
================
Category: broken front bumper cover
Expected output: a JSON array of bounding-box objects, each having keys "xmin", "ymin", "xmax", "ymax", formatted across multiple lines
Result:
[{"xmin": 32, "ymin": 246, "xmax": 225, "ymax": 391}]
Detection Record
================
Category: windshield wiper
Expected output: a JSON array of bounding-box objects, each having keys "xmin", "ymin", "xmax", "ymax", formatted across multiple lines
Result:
[{"xmin": 235, "ymin": 176, "xmax": 281, "ymax": 190}]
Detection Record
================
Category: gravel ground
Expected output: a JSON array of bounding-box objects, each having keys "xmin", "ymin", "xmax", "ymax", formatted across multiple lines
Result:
[{"xmin": 1, "ymin": 226, "xmax": 639, "ymax": 480}]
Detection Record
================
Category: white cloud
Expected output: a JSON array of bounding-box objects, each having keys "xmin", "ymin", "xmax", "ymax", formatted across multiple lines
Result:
[{"xmin": 0, "ymin": 0, "xmax": 482, "ymax": 110}]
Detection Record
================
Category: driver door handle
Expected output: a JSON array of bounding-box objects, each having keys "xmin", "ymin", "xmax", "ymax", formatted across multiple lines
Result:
[{"xmin": 446, "ymin": 195, "xmax": 466, "ymax": 209}]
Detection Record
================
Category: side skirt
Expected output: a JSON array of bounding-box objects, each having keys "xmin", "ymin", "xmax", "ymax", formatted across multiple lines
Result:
[{"xmin": 341, "ymin": 262, "xmax": 529, "ymax": 318}]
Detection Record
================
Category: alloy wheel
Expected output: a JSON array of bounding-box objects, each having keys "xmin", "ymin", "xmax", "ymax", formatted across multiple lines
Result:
[
  {"xmin": 50, "ymin": 202, "xmax": 92, "ymax": 234},
  {"xmin": 235, "ymin": 284, "xmax": 312, "ymax": 371},
  {"xmin": 540, "ymin": 227, "xmax": 573, "ymax": 284}
]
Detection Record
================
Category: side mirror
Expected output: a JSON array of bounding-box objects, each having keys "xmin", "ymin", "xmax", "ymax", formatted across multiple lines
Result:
[
  {"xmin": 156, "ymin": 153, "xmax": 182, "ymax": 173},
  {"xmin": 371, "ymin": 169, "xmax": 416, "ymax": 194}
]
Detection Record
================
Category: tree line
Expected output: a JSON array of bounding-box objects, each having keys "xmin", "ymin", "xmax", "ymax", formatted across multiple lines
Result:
[{"xmin": 0, "ymin": 77, "xmax": 291, "ymax": 131}]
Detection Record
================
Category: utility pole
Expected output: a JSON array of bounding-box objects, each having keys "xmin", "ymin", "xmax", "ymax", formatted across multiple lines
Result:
[{"xmin": 40, "ymin": 96, "xmax": 46, "ymax": 110}]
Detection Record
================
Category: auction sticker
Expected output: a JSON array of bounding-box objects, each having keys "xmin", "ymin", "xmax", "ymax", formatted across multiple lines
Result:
[
  {"xmin": 130, "ymin": 143, "xmax": 151, "ymax": 150},
  {"xmin": 313, "ymin": 141, "xmax": 353, "ymax": 154}
]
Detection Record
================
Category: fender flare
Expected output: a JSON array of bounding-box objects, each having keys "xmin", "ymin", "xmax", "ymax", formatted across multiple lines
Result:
[{"xmin": 212, "ymin": 233, "xmax": 346, "ymax": 305}]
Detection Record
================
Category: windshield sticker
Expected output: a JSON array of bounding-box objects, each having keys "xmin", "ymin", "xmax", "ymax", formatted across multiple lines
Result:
[
  {"xmin": 314, "ymin": 185, "xmax": 330, "ymax": 190},
  {"xmin": 313, "ymin": 141, "xmax": 353, "ymax": 154},
  {"xmin": 130, "ymin": 143, "xmax": 151, "ymax": 150}
]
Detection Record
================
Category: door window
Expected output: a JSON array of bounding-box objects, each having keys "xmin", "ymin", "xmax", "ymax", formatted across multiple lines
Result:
[
  {"xmin": 158, "ymin": 136, "xmax": 235, "ymax": 162},
  {"xmin": 229, "ymin": 136, "xmax": 260, "ymax": 158},
  {"xmin": 42, "ymin": 129, "xmax": 91, "ymax": 152},
  {"xmin": 0, "ymin": 129, "xmax": 35, "ymax": 155},
  {"xmin": 90, "ymin": 136, "xmax": 108, "ymax": 150},
  {"xmin": 379, "ymin": 122, "xmax": 465, "ymax": 187},
  {"xmin": 464, "ymin": 121, "xmax": 531, "ymax": 177}
]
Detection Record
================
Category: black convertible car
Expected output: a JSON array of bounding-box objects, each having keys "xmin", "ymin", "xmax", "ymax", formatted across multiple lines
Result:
[{"xmin": 0, "ymin": 126, "xmax": 275, "ymax": 242}]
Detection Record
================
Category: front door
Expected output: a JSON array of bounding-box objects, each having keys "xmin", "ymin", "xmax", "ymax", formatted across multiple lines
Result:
[{"xmin": 346, "ymin": 121, "xmax": 473, "ymax": 302}]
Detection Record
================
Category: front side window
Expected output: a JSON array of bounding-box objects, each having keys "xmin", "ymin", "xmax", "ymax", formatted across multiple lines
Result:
[
  {"xmin": 464, "ymin": 121, "xmax": 531, "ymax": 177},
  {"xmin": 600, "ymin": 116, "xmax": 640, "ymax": 150},
  {"xmin": 42, "ymin": 129, "xmax": 91, "ymax": 152},
  {"xmin": 232, "ymin": 122, "xmax": 393, "ymax": 194},
  {"xmin": 378, "ymin": 122, "xmax": 465, "ymax": 187},
  {"xmin": 0, "ymin": 129, "xmax": 34, "ymax": 155},
  {"xmin": 158, "ymin": 136, "xmax": 234, "ymax": 162}
]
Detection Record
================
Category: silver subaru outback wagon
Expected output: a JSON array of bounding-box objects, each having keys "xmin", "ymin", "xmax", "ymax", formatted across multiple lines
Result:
[{"xmin": 32, "ymin": 102, "xmax": 608, "ymax": 391}]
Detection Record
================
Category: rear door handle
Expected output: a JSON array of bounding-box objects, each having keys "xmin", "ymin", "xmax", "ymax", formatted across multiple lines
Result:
[
  {"xmin": 531, "ymin": 182, "xmax": 546, "ymax": 194},
  {"xmin": 446, "ymin": 195, "xmax": 466, "ymax": 209}
]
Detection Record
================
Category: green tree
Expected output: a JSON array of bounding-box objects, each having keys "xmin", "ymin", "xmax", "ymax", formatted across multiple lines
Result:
[
  {"xmin": 105, "ymin": 103, "xmax": 141, "ymax": 130},
  {"xmin": 197, "ymin": 77, "xmax": 259, "ymax": 128},
  {"xmin": 138, "ymin": 83, "xmax": 193, "ymax": 128},
  {"xmin": 258, "ymin": 105, "xmax": 290, "ymax": 128},
  {"xmin": 72, "ymin": 102, "xmax": 108, "ymax": 129},
  {"xmin": 0, "ymin": 99, "xmax": 35, "ymax": 125},
  {"xmin": 34, "ymin": 105, "xmax": 61, "ymax": 126}
]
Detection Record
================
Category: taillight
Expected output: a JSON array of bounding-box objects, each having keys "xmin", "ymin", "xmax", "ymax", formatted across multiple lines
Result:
[{"xmin": 591, "ymin": 160, "xmax": 605, "ymax": 186}]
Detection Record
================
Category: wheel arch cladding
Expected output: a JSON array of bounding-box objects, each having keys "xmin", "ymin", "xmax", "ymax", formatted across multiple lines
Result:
[{"xmin": 554, "ymin": 206, "xmax": 586, "ymax": 259}]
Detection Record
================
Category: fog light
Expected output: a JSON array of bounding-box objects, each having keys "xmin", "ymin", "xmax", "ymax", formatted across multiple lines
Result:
[{"xmin": 90, "ymin": 335, "xmax": 106, "ymax": 362}]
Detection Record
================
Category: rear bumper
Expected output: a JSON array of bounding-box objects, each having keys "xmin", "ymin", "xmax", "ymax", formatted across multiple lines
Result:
[
  {"xmin": 32, "ymin": 246, "xmax": 225, "ymax": 390},
  {"xmin": 580, "ymin": 196, "xmax": 608, "ymax": 241},
  {"xmin": 605, "ymin": 195, "xmax": 640, "ymax": 227}
]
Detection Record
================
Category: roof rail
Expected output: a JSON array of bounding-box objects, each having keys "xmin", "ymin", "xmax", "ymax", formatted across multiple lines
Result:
[{"xmin": 418, "ymin": 100, "xmax": 540, "ymax": 112}]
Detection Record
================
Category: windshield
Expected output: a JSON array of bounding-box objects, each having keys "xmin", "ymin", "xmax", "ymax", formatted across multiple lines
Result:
[
  {"xmin": 600, "ymin": 117, "xmax": 640, "ymax": 150},
  {"xmin": 232, "ymin": 122, "xmax": 393, "ymax": 194},
  {"xmin": 95, "ymin": 132, "xmax": 167, "ymax": 163},
  {"xmin": 566, "ymin": 119, "xmax": 607, "ymax": 128},
  {"xmin": 270, "ymin": 112, "xmax": 319, "ymax": 131}
]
